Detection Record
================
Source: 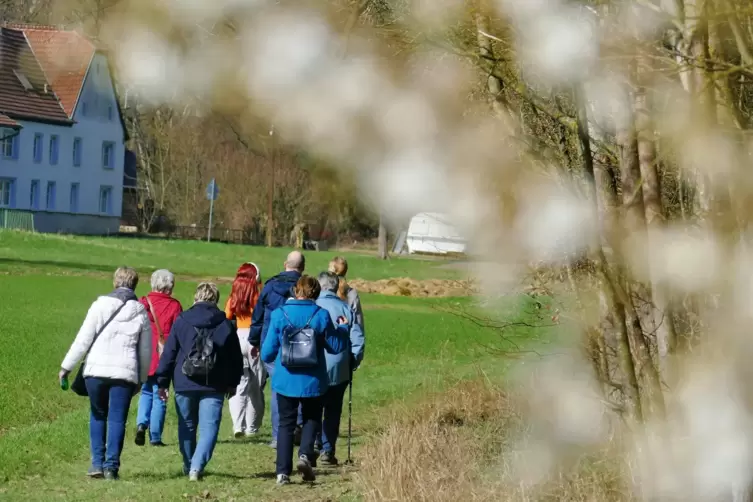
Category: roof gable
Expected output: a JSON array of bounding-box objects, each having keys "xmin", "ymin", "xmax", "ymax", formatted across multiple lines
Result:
[
  {"xmin": 0, "ymin": 27, "xmax": 70, "ymax": 124},
  {"xmin": 18, "ymin": 25, "xmax": 95, "ymax": 118}
]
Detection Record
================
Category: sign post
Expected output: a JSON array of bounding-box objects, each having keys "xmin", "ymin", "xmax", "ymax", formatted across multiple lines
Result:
[{"xmin": 206, "ymin": 178, "xmax": 219, "ymax": 242}]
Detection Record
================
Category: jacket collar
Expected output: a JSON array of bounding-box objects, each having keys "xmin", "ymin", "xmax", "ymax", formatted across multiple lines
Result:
[
  {"xmin": 286, "ymin": 299, "xmax": 316, "ymax": 306},
  {"xmin": 109, "ymin": 287, "xmax": 137, "ymax": 303},
  {"xmin": 319, "ymin": 290, "xmax": 339, "ymax": 300},
  {"xmin": 147, "ymin": 291, "xmax": 174, "ymax": 300}
]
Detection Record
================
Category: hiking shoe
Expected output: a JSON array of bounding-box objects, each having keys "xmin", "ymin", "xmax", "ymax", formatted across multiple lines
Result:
[
  {"xmin": 276, "ymin": 474, "xmax": 290, "ymax": 485},
  {"xmin": 234, "ymin": 430, "xmax": 245, "ymax": 439},
  {"xmin": 135, "ymin": 424, "xmax": 147, "ymax": 446},
  {"xmin": 320, "ymin": 451, "xmax": 338, "ymax": 466},
  {"xmin": 103, "ymin": 469, "xmax": 118, "ymax": 481},
  {"xmin": 189, "ymin": 470, "xmax": 201, "ymax": 482},
  {"xmin": 268, "ymin": 440, "xmax": 277, "ymax": 449},
  {"xmin": 150, "ymin": 441, "xmax": 167, "ymax": 447},
  {"xmin": 297, "ymin": 455, "xmax": 316, "ymax": 482},
  {"xmin": 293, "ymin": 425, "xmax": 302, "ymax": 446},
  {"xmin": 87, "ymin": 466, "xmax": 103, "ymax": 479},
  {"xmin": 246, "ymin": 429, "xmax": 258, "ymax": 437}
]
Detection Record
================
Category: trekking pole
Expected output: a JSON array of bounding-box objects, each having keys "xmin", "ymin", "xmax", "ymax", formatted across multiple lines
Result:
[{"xmin": 345, "ymin": 376, "xmax": 353, "ymax": 465}]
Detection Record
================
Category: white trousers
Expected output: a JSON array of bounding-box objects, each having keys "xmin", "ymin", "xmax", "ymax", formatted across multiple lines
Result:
[{"xmin": 228, "ymin": 328, "xmax": 267, "ymax": 434}]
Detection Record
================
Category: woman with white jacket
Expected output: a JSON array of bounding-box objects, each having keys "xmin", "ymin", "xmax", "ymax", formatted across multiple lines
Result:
[{"xmin": 58, "ymin": 266, "xmax": 152, "ymax": 480}]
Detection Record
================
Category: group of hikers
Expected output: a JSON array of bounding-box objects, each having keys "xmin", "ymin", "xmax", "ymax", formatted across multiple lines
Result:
[{"xmin": 57, "ymin": 251, "xmax": 365, "ymax": 485}]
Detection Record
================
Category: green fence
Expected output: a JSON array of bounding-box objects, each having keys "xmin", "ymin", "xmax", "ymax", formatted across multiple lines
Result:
[{"xmin": 0, "ymin": 209, "xmax": 35, "ymax": 231}]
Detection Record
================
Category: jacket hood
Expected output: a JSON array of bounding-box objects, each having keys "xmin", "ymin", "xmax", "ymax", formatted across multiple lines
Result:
[
  {"xmin": 180, "ymin": 301, "xmax": 228, "ymax": 329},
  {"xmin": 265, "ymin": 271, "xmax": 301, "ymax": 296},
  {"xmin": 318, "ymin": 290, "xmax": 341, "ymax": 301}
]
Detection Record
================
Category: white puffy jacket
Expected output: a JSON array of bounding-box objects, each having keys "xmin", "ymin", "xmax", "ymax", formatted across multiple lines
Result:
[{"xmin": 61, "ymin": 296, "xmax": 152, "ymax": 385}]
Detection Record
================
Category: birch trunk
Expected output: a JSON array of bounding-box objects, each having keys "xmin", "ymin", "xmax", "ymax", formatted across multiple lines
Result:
[
  {"xmin": 616, "ymin": 84, "xmax": 666, "ymax": 418},
  {"xmin": 634, "ymin": 63, "xmax": 678, "ymax": 379}
]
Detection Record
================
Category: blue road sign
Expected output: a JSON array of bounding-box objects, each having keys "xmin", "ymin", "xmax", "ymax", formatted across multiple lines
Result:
[{"xmin": 206, "ymin": 179, "xmax": 219, "ymax": 201}]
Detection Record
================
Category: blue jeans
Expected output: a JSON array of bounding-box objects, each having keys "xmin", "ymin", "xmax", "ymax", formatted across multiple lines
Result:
[
  {"xmin": 321, "ymin": 382, "xmax": 349, "ymax": 455},
  {"xmin": 174, "ymin": 391, "xmax": 224, "ymax": 474},
  {"xmin": 265, "ymin": 362, "xmax": 303, "ymax": 441},
  {"xmin": 136, "ymin": 376, "xmax": 167, "ymax": 443},
  {"xmin": 85, "ymin": 377, "xmax": 135, "ymax": 472}
]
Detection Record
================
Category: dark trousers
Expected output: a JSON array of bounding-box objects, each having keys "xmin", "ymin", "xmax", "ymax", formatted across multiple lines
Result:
[
  {"xmin": 85, "ymin": 377, "xmax": 135, "ymax": 472},
  {"xmin": 320, "ymin": 382, "xmax": 349, "ymax": 455},
  {"xmin": 276, "ymin": 394, "xmax": 323, "ymax": 475}
]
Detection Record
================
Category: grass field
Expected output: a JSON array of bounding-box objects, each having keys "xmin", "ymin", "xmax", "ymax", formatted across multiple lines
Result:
[{"xmin": 0, "ymin": 230, "xmax": 550, "ymax": 501}]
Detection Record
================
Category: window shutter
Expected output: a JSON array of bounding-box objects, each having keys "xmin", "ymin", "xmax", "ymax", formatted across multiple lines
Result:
[{"xmin": 9, "ymin": 180, "xmax": 16, "ymax": 208}]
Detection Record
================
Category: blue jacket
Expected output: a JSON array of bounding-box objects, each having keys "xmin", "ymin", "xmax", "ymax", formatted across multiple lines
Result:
[
  {"xmin": 261, "ymin": 299, "xmax": 347, "ymax": 398},
  {"xmin": 156, "ymin": 302, "xmax": 243, "ymax": 394},
  {"xmin": 249, "ymin": 271, "xmax": 301, "ymax": 348},
  {"xmin": 316, "ymin": 290, "xmax": 365, "ymax": 385}
]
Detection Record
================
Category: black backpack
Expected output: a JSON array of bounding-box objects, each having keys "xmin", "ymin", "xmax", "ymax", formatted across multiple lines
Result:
[
  {"xmin": 182, "ymin": 327, "xmax": 216, "ymax": 383},
  {"xmin": 279, "ymin": 307, "xmax": 320, "ymax": 369}
]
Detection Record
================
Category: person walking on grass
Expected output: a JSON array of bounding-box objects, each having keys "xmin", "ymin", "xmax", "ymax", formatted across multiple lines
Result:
[
  {"xmin": 261, "ymin": 275, "xmax": 349, "ymax": 485},
  {"xmin": 135, "ymin": 269, "xmax": 183, "ymax": 447},
  {"xmin": 315, "ymin": 272, "xmax": 365, "ymax": 465},
  {"xmin": 249, "ymin": 250, "xmax": 305, "ymax": 448},
  {"xmin": 225, "ymin": 262, "xmax": 266, "ymax": 438},
  {"xmin": 328, "ymin": 256, "xmax": 365, "ymax": 337},
  {"xmin": 58, "ymin": 266, "xmax": 152, "ymax": 481},
  {"xmin": 155, "ymin": 283, "xmax": 243, "ymax": 481}
]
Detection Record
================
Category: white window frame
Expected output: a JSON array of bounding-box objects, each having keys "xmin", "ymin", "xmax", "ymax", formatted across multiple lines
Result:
[
  {"xmin": 73, "ymin": 137, "xmax": 82, "ymax": 167},
  {"xmin": 45, "ymin": 181, "xmax": 55, "ymax": 210},
  {"xmin": 33, "ymin": 133, "xmax": 43, "ymax": 163},
  {"xmin": 30, "ymin": 179, "xmax": 39, "ymax": 209},
  {"xmin": 99, "ymin": 185, "xmax": 112, "ymax": 214},
  {"xmin": 102, "ymin": 141, "xmax": 115, "ymax": 169},
  {"xmin": 0, "ymin": 178, "xmax": 12, "ymax": 207}
]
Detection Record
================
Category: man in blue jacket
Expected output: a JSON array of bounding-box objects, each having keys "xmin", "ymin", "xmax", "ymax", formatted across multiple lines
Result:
[
  {"xmin": 155, "ymin": 282, "xmax": 243, "ymax": 481},
  {"xmin": 315, "ymin": 272, "xmax": 365, "ymax": 465},
  {"xmin": 249, "ymin": 250, "xmax": 305, "ymax": 447}
]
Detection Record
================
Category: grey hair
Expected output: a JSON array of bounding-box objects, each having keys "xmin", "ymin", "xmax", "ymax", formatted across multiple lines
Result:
[
  {"xmin": 150, "ymin": 269, "xmax": 175, "ymax": 293},
  {"xmin": 318, "ymin": 271, "xmax": 339, "ymax": 293},
  {"xmin": 194, "ymin": 282, "xmax": 220, "ymax": 304},
  {"xmin": 113, "ymin": 266, "xmax": 139, "ymax": 290}
]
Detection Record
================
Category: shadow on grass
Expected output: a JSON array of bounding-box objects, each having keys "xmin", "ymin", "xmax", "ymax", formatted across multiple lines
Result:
[
  {"xmin": 132, "ymin": 470, "xmax": 250, "ymax": 481},
  {"xmin": 251, "ymin": 470, "xmax": 340, "ymax": 480},
  {"xmin": 0, "ymin": 257, "xmax": 115, "ymax": 274},
  {"xmin": 132, "ymin": 471, "xmax": 188, "ymax": 481}
]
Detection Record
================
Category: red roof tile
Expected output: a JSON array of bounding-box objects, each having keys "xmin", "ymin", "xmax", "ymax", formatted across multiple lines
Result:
[
  {"xmin": 19, "ymin": 26, "xmax": 95, "ymax": 118},
  {"xmin": 0, "ymin": 27, "xmax": 71, "ymax": 124}
]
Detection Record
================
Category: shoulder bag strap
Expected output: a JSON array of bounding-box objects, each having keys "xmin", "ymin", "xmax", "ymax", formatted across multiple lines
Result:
[
  {"xmin": 146, "ymin": 297, "xmax": 165, "ymax": 344},
  {"xmin": 279, "ymin": 307, "xmax": 295, "ymax": 329},
  {"xmin": 303, "ymin": 307, "xmax": 320, "ymax": 329},
  {"xmin": 85, "ymin": 300, "xmax": 128, "ymax": 360}
]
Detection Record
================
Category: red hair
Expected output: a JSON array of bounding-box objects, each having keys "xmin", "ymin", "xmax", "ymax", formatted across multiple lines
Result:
[{"xmin": 228, "ymin": 262, "xmax": 260, "ymax": 318}]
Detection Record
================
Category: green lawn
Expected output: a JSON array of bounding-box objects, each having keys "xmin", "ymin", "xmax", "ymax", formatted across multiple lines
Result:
[
  {"xmin": 0, "ymin": 230, "xmax": 459, "ymax": 281},
  {"xmin": 0, "ymin": 232, "xmax": 549, "ymax": 501}
]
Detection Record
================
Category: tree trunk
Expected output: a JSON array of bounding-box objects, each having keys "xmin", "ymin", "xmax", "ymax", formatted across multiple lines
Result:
[
  {"xmin": 616, "ymin": 85, "xmax": 666, "ymax": 418},
  {"xmin": 378, "ymin": 212, "xmax": 387, "ymax": 260},
  {"xmin": 634, "ymin": 63, "xmax": 678, "ymax": 379},
  {"xmin": 575, "ymin": 83, "xmax": 642, "ymax": 420}
]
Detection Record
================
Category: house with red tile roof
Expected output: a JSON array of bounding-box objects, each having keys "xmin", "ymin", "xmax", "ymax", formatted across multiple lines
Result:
[{"xmin": 0, "ymin": 24, "xmax": 127, "ymax": 234}]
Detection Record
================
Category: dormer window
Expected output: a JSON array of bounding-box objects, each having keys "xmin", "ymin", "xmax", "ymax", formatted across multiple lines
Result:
[{"xmin": 13, "ymin": 70, "xmax": 32, "ymax": 91}]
